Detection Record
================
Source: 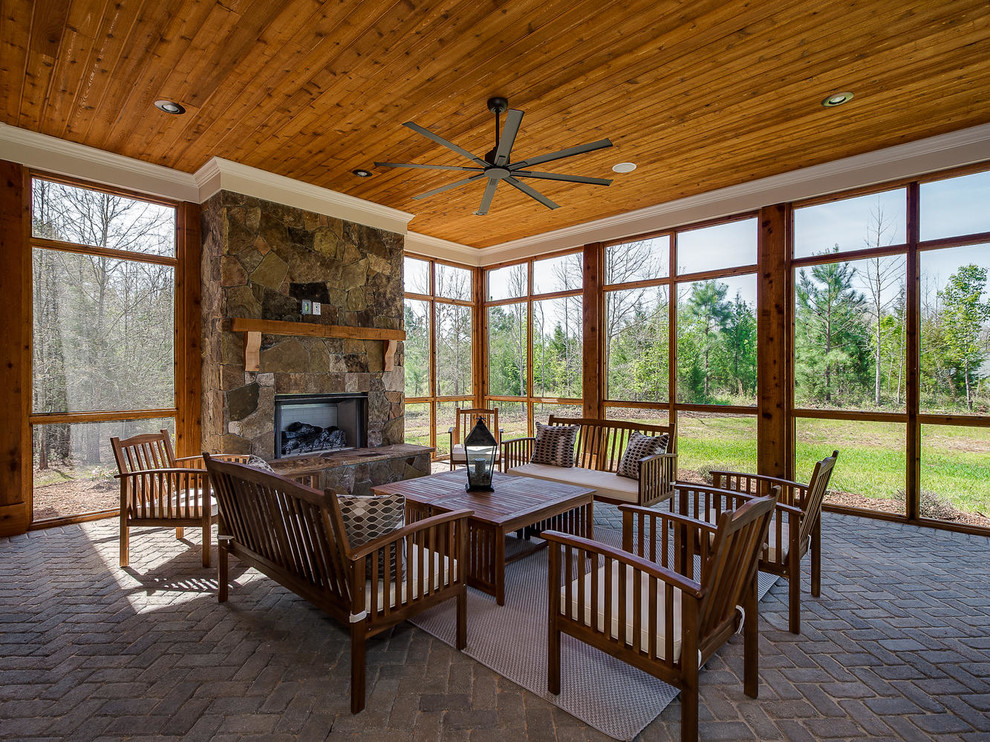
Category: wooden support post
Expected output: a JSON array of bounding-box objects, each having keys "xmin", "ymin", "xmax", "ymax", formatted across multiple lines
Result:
[
  {"xmin": 175, "ymin": 201, "xmax": 203, "ymax": 458},
  {"xmin": 905, "ymin": 183, "xmax": 921, "ymax": 521},
  {"xmin": 0, "ymin": 160, "xmax": 32, "ymax": 536},
  {"xmin": 757, "ymin": 204, "xmax": 791, "ymax": 478},
  {"xmin": 582, "ymin": 243, "xmax": 602, "ymax": 419}
]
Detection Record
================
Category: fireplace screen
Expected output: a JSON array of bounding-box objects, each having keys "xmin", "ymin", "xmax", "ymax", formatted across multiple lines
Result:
[{"xmin": 273, "ymin": 393, "xmax": 367, "ymax": 458}]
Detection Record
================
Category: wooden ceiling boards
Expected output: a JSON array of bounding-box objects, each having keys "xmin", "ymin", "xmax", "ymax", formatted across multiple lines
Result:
[{"xmin": 3, "ymin": 0, "xmax": 989, "ymax": 247}]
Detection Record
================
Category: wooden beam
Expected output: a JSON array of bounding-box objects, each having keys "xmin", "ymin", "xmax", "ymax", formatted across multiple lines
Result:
[
  {"xmin": 582, "ymin": 243, "xmax": 602, "ymax": 419},
  {"xmin": 905, "ymin": 182, "xmax": 921, "ymax": 521},
  {"xmin": 230, "ymin": 318, "xmax": 406, "ymax": 373},
  {"xmin": 230, "ymin": 317, "xmax": 405, "ymax": 340},
  {"xmin": 176, "ymin": 202, "xmax": 203, "ymax": 457},
  {"xmin": 0, "ymin": 161, "xmax": 32, "ymax": 536},
  {"xmin": 757, "ymin": 203, "xmax": 790, "ymax": 478}
]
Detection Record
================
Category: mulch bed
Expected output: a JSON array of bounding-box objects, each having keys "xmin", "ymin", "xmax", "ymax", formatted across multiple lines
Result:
[{"xmin": 32, "ymin": 477, "xmax": 117, "ymax": 522}]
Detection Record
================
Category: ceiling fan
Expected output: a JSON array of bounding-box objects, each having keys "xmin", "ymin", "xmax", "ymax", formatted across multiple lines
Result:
[{"xmin": 374, "ymin": 97, "xmax": 614, "ymax": 215}]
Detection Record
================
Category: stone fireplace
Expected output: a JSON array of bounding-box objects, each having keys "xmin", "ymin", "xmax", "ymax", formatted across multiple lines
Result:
[{"xmin": 199, "ymin": 190, "xmax": 430, "ymax": 492}]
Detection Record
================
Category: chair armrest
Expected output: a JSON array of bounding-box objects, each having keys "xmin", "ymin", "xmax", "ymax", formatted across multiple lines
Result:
[
  {"xmin": 542, "ymin": 529, "xmax": 703, "ymax": 599},
  {"xmin": 500, "ymin": 436, "xmax": 535, "ymax": 472},
  {"xmin": 637, "ymin": 452, "xmax": 677, "ymax": 505},
  {"xmin": 116, "ymin": 467, "xmax": 209, "ymax": 479},
  {"xmin": 175, "ymin": 453, "xmax": 250, "ymax": 470},
  {"xmin": 710, "ymin": 470, "xmax": 807, "ymax": 508}
]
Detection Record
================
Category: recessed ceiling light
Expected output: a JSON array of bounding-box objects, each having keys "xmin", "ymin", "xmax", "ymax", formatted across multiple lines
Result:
[
  {"xmin": 352, "ymin": 169, "xmax": 373, "ymax": 177},
  {"xmin": 154, "ymin": 99, "xmax": 185, "ymax": 115},
  {"xmin": 821, "ymin": 92, "xmax": 854, "ymax": 108},
  {"xmin": 612, "ymin": 162, "xmax": 637, "ymax": 173}
]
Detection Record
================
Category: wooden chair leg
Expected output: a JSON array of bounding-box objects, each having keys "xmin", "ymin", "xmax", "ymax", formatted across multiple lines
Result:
[
  {"xmin": 119, "ymin": 517, "xmax": 129, "ymax": 568},
  {"xmin": 202, "ymin": 522, "xmax": 211, "ymax": 568},
  {"xmin": 176, "ymin": 527, "xmax": 184, "ymax": 539},
  {"xmin": 218, "ymin": 540, "xmax": 229, "ymax": 603},
  {"xmin": 743, "ymin": 577, "xmax": 759, "ymax": 698},
  {"xmin": 788, "ymin": 550, "xmax": 801, "ymax": 634},
  {"xmin": 548, "ymin": 618, "xmax": 561, "ymax": 695},
  {"xmin": 681, "ymin": 663, "xmax": 699, "ymax": 742},
  {"xmin": 811, "ymin": 522, "xmax": 822, "ymax": 597},
  {"xmin": 456, "ymin": 588, "xmax": 467, "ymax": 650},
  {"xmin": 350, "ymin": 625, "xmax": 367, "ymax": 714}
]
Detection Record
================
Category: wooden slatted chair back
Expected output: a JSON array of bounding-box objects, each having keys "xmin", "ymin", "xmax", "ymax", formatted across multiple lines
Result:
[
  {"xmin": 205, "ymin": 457, "xmax": 351, "ymax": 609},
  {"xmin": 547, "ymin": 416, "xmax": 674, "ymax": 471},
  {"xmin": 111, "ymin": 429, "xmax": 176, "ymax": 474},
  {"xmin": 452, "ymin": 407, "xmax": 500, "ymax": 446},
  {"xmin": 797, "ymin": 451, "xmax": 838, "ymax": 546},
  {"xmin": 698, "ymin": 491, "xmax": 778, "ymax": 639}
]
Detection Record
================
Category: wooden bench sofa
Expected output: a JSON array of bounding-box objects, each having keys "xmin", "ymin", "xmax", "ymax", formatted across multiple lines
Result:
[
  {"xmin": 501, "ymin": 416, "xmax": 677, "ymax": 506},
  {"xmin": 203, "ymin": 455, "xmax": 471, "ymax": 713}
]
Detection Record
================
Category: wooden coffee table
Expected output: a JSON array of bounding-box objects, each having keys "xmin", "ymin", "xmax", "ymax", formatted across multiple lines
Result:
[{"xmin": 372, "ymin": 470, "xmax": 594, "ymax": 605}]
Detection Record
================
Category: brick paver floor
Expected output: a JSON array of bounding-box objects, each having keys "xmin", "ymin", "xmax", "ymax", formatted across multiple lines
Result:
[{"xmin": 1, "ymin": 509, "xmax": 988, "ymax": 741}]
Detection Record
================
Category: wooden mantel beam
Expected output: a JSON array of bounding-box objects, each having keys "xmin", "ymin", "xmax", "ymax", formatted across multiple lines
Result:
[{"xmin": 229, "ymin": 318, "xmax": 405, "ymax": 372}]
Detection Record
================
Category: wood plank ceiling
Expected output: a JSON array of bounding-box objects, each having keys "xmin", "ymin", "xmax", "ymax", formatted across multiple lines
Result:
[{"xmin": 2, "ymin": 0, "xmax": 989, "ymax": 248}]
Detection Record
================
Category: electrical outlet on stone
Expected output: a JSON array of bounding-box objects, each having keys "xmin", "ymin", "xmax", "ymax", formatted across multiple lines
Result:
[
  {"xmin": 301, "ymin": 299, "xmax": 312, "ymax": 314},
  {"xmin": 312, "ymin": 302, "xmax": 321, "ymax": 315}
]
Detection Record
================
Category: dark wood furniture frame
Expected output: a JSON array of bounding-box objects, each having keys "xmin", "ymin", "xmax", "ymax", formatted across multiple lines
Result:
[
  {"xmin": 110, "ymin": 430, "xmax": 251, "ymax": 567},
  {"xmin": 448, "ymin": 407, "xmax": 502, "ymax": 470},
  {"xmin": 111, "ymin": 430, "xmax": 319, "ymax": 568},
  {"xmin": 501, "ymin": 415, "xmax": 677, "ymax": 506},
  {"xmin": 545, "ymin": 489, "xmax": 779, "ymax": 742},
  {"xmin": 373, "ymin": 470, "xmax": 593, "ymax": 606},
  {"xmin": 706, "ymin": 450, "xmax": 839, "ymax": 633},
  {"xmin": 204, "ymin": 456, "xmax": 470, "ymax": 713}
]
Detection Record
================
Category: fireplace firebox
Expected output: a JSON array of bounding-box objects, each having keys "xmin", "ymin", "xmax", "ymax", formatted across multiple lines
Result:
[{"xmin": 273, "ymin": 393, "xmax": 368, "ymax": 459}]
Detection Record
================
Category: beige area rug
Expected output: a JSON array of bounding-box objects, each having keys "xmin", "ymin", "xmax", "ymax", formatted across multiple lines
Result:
[{"xmin": 410, "ymin": 528, "xmax": 779, "ymax": 740}]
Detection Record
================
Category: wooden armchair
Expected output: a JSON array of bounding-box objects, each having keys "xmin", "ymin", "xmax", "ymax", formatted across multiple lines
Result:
[
  {"xmin": 693, "ymin": 450, "xmax": 839, "ymax": 634},
  {"xmin": 545, "ymin": 490, "xmax": 778, "ymax": 742},
  {"xmin": 448, "ymin": 407, "xmax": 502, "ymax": 470},
  {"xmin": 110, "ymin": 430, "xmax": 250, "ymax": 568},
  {"xmin": 204, "ymin": 456, "xmax": 470, "ymax": 713}
]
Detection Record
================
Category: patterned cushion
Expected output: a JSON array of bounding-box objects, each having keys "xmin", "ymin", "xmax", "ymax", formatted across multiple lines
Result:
[
  {"xmin": 617, "ymin": 432, "xmax": 669, "ymax": 480},
  {"xmin": 336, "ymin": 493, "xmax": 406, "ymax": 579},
  {"xmin": 245, "ymin": 455, "xmax": 277, "ymax": 474},
  {"xmin": 531, "ymin": 422, "xmax": 578, "ymax": 468}
]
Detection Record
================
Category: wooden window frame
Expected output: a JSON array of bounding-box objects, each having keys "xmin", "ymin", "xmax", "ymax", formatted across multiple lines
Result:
[
  {"xmin": 23, "ymin": 171, "xmax": 201, "ymax": 528},
  {"xmin": 482, "ymin": 248, "xmax": 584, "ymax": 437},
  {"xmin": 403, "ymin": 253, "xmax": 478, "ymax": 459}
]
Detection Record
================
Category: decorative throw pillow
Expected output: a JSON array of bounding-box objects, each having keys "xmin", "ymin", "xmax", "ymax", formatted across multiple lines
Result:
[
  {"xmin": 531, "ymin": 422, "xmax": 578, "ymax": 468},
  {"xmin": 617, "ymin": 432, "xmax": 669, "ymax": 480},
  {"xmin": 336, "ymin": 493, "xmax": 406, "ymax": 579},
  {"xmin": 245, "ymin": 455, "xmax": 277, "ymax": 474}
]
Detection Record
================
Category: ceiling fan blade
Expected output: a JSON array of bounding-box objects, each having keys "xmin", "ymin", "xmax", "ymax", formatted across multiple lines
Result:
[
  {"xmin": 504, "ymin": 176, "xmax": 559, "ymax": 210},
  {"xmin": 374, "ymin": 162, "xmax": 484, "ymax": 172},
  {"xmin": 510, "ymin": 138, "xmax": 613, "ymax": 170},
  {"xmin": 512, "ymin": 170, "xmax": 612, "ymax": 186},
  {"xmin": 493, "ymin": 109, "xmax": 524, "ymax": 167},
  {"xmin": 404, "ymin": 121, "xmax": 488, "ymax": 166},
  {"xmin": 412, "ymin": 173, "xmax": 487, "ymax": 200},
  {"xmin": 475, "ymin": 179, "xmax": 499, "ymax": 216}
]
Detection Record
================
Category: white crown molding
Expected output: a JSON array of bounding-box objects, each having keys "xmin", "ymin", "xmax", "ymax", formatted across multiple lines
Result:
[
  {"xmin": 404, "ymin": 231, "xmax": 480, "ymax": 265},
  {"xmin": 476, "ymin": 123, "xmax": 990, "ymax": 265},
  {"xmin": 194, "ymin": 157, "xmax": 415, "ymax": 235},
  {"xmin": 0, "ymin": 123, "xmax": 200, "ymax": 201}
]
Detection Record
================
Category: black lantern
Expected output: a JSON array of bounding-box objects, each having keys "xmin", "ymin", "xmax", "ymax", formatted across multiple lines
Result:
[{"xmin": 464, "ymin": 416, "xmax": 497, "ymax": 492}]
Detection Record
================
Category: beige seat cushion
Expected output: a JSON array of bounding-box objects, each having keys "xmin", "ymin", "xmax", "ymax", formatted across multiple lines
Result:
[
  {"xmin": 140, "ymin": 490, "xmax": 216, "ymax": 518},
  {"xmin": 561, "ymin": 559, "xmax": 684, "ymax": 661},
  {"xmin": 507, "ymin": 463, "xmax": 639, "ymax": 503}
]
